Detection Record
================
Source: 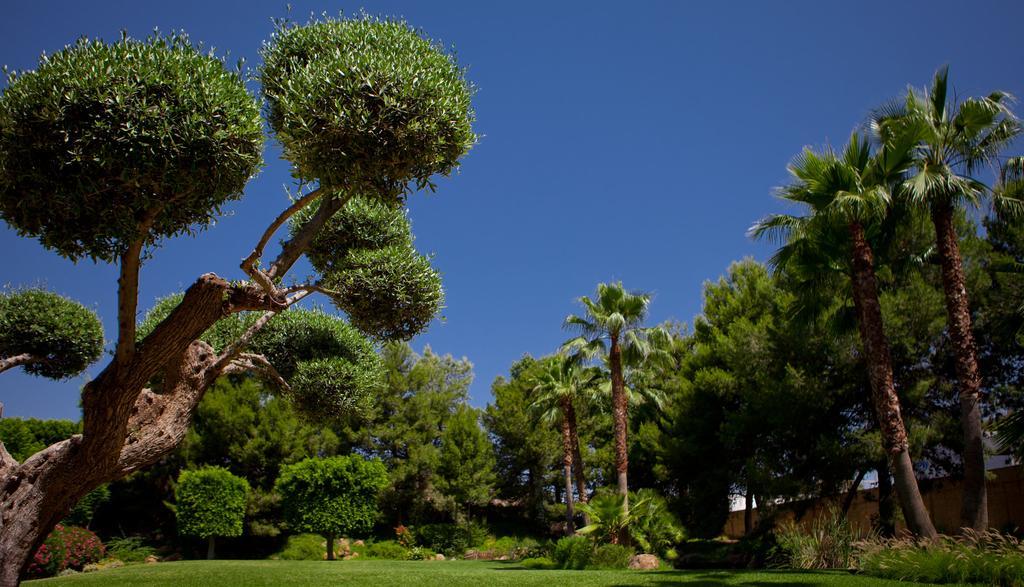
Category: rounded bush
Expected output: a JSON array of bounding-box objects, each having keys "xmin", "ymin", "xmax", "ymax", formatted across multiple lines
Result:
[
  {"xmin": 0, "ymin": 288, "xmax": 103, "ymax": 379},
  {"xmin": 275, "ymin": 456, "xmax": 389, "ymax": 542},
  {"xmin": 589, "ymin": 543, "xmax": 635, "ymax": 569},
  {"xmin": 292, "ymin": 196, "xmax": 411, "ymax": 276},
  {"xmin": 260, "ymin": 15, "xmax": 475, "ymax": 198},
  {"xmin": 0, "ymin": 33, "xmax": 263, "ymax": 261},
  {"xmin": 26, "ymin": 525, "xmax": 105, "ymax": 579},
  {"xmin": 323, "ymin": 245, "xmax": 443, "ymax": 340},
  {"xmin": 175, "ymin": 466, "xmax": 250, "ymax": 539},
  {"xmin": 552, "ymin": 536, "xmax": 593, "ymax": 570},
  {"xmin": 288, "ymin": 357, "xmax": 379, "ymax": 419}
]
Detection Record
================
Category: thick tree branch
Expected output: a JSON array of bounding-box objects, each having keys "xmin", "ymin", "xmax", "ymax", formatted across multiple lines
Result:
[
  {"xmin": 115, "ymin": 209, "xmax": 160, "ymax": 370},
  {"xmin": 241, "ymin": 187, "xmax": 323, "ymax": 297},
  {"xmin": 224, "ymin": 353, "xmax": 290, "ymax": 392},
  {"xmin": 267, "ymin": 191, "xmax": 349, "ymax": 280},
  {"xmin": 0, "ymin": 353, "xmax": 45, "ymax": 374}
]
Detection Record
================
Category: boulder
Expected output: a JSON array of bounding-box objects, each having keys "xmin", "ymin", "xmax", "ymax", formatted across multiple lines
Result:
[
  {"xmin": 434, "ymin": 553, "xmax": 445, "ymax": 561},
  {"xmin": 354, "ymin": 540, "xmax": 365, "ymax": 547},
  {"xmin": 628, "ymin": 554, "xmax": 660, "ymax": 570},
  {"xmin": 144, "ymin": 555, "xmax": 159, "ymax": 565}
]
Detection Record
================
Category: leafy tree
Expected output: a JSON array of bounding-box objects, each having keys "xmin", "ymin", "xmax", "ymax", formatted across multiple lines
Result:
[
  {"xmin": 0, "ymin": 289, "xmax": 103, "ymax": 382},
  {"xmin": 0, "ymin": 13, "xmax": 475, "ymax": 581},
  {"xmin": 752, "ymin": 133, "xmax": 937, "ymax": 538},
  {"xmin": 871, "ymin": 67, "xmax": 1020, "ymax": 530},
  {"xmin": 275, "ymin": 456, "xmax": 388, "ymax": 560},
  {"xmin": 529, "ymin": 355, "xmax": 602, "ymax": 532},
  {"xmin": 483, "ymin": 356, "xmax": 561, "ymax": 528},
  {"xmin": 0, "ymin": 419, "xmax": 79, "ymax": 462},
  {"xmin": 175, "ymin": 467, "xmax": 250, "ymax": 559},
  {"xmin": 563, "ymin": 282, "xmax": 659, "ymax": 510},
  {"xmin": 435, "ymin": 405, "xmax": 496, "ymax": 520}
]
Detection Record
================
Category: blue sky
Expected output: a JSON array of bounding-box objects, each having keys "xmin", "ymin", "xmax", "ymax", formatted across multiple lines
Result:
[{"xmin": 2, "ymin": 0, "xmax": 1023, "ymax": 420}]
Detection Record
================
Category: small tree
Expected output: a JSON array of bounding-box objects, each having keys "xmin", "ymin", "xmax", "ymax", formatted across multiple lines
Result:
[
  {"xmin": 276, "ymin": 456, "xmax": 388, "ymax": 560},
  {"xmin": 176, "ymin": 467, "xmax": 249, "ymax": 559},
  {"xmin": 436, "ymin": 405, "xmax": 496, "ymax": 521}
]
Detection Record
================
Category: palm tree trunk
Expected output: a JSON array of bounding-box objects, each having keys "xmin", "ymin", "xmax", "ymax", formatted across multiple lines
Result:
[
  {"xmin": 609, "ymin": 335, "xmax": 629, "ymax": 510},
  {"xmin": 326, "ymin": 534, "xmax": 335, "ymax": 561},
  {"xmin": 931, "ymin": 201, "xmax": 988, "ymax": 532},
  {"xmin": 560, "ymin": 398, "xmax": 576, "ymax": 535},
  {"xmin": 848, "ymin": 221, "xmax": 937, "ymax": 539},
  {"xmin": 565, "ymin": 400, "xmax": 590, "ymax": 527}
]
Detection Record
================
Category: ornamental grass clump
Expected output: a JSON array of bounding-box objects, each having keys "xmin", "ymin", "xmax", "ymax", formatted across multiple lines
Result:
[
  {"xmin": 774, "ymin": 506, "xmax": 858, "ymax": 569},
  {"xmin": 855, "ymin": 529, "xmax": 1024, "ymax": 586}
]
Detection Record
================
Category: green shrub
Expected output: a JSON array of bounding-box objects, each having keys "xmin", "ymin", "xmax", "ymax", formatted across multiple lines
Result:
[
  {"xmin": 856, "ymin": 530, "xmax": 1024, "ymax": 586},
  {"xmin": 774, "ymin": 506, "xmax": 857, "ymax": 569},
  {"xmin": 628, "ymin": 489, "xmax": 686, "ymax": 558},
  {"xmin": 520, "ymin": 556, "xmax": 556, "ymax": 570},
  {"xmin": 175, "ymin": 467, "xmax": 249, "ymax": 542},
  {"xmin": 275, "ymin": 534, "xmax": 325, "ymax": 561},
  {"xmin": 589, "ymin": 543, "xmax": 635, "ymax": 569},
  {"xmin": 26, "ymin": 525, "xmax": 105, "ymax": 579},
  {"xmin": 104, "ymin": 536, "xmax": 157, "ymax": 563},
  {"xmin": 408, "ymin": 546, "xmax": 438, "ymax": 560},
  {"xmin": 64, "ymin": 485, "xmax": 111, "ymax": 528},
  {"xmin": 415, "ymin": 521, "xmax": 489, "ymax": 556},
  {"xmin": 366, "ymin": 540, "xmax": 410, "ymax": 560},
  {"xmin": 0, "ymin": 289, "xmax": 104, "ymax": 379},
  {"xmin": 552, "ymin": 536, "xmax": 593, "ymax": 570}
]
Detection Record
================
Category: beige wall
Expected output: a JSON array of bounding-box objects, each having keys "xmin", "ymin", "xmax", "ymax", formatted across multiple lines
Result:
[{"xmin": 724, "ymin": 464, "xmax": 1023, "ymax": 538}]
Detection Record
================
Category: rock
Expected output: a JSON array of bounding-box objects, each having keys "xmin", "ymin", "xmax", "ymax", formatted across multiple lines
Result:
[
  {"xmin": 434, "ymin": 553, "xmax": 445, "ymax": 561},
  {"xmin": 628, "ymin": 554, "xmax": 660, "ymax": 570},
  {"xmin": 496, "ymin": 555, "xmax": 509, "ymax": 561},
  {"xmin": 354, "ymin": 540, "xmax": 365, "ymax": 547},
  {"xmin": 144, "ymin": 555, "xmax": 159, "ymax": 564}
]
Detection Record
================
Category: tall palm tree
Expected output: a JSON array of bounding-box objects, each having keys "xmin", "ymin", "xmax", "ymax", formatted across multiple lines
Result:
[
  {"xmin": 530, "ymin": 354, "xmax": 602, "ymax": 533},
  {"xmin": 562, "ymin": 282, "xmax": 659, "ymax": 512},
  {"xmin": 871, "ymin": 67, "xmax": 1022, "ymax": 530},
  {"xmin": 752, "ymin": 132, "xmax": 938, "ymax": 538}
]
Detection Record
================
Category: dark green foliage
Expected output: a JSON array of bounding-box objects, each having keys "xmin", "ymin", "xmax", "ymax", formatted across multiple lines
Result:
[
  {"xmin": 415, "ymin": 521, "xmax": 488, "ymax": 556},
  {"xmin": 435, "ymin": 405, "xmax": 496, "ymax": 518},
  {"xmin": 63, "ymin": 485, "xmax": 110, "ymax": 528},
  {"xmin": 275, "ymin": 534, "xmax": 325, "ymax": 561},
  {"xmin": 0, "ymin": 289, "xmax": 103, "ymax": 379},
  {"xmin": 138, "ymin": 300, "xmax": 383, "ymax": 420},
  {"xmin": 275, "ymin": 456, "xmax": 388, "ymax": 540},
  {"xmin": 0, "ymin": 33, "xmax": 262, "ymax": 261},
  {"xmin": 322, "ymin": 245, "xmax": 443, "ymax": 341},
  {"xmin": 589, "ymin": 544, "xmax": 635, "ymax": 570},
  {"xmin": 552, "ymin": 536, "xmax": 593, "ymax": 570},
  {"xmin": 26, "ymin": 525, "xmax": 105, "ymax": 579},
  {"xmin": 519, "ymin": 556, "xmax": 557, "ymax": 569},
  {"xmin": 292, "ymin": 196, "xmax": 411, "ymax": 276},
  {"xmin": 260, "ymin": 15, "xmax": 475, "ymax": 198},
  {"xmin": 0, "ymin": 418, "xmax": 78, "ymax": 461},
  {"xmin": 366, "ymin": 540, "xmax": 410, "ymax": 560},
  {"xmin": 175, "ymin": 467, "xmax": 250, "ymax": 539},
  {"xmin": 104, "ymin": 536, "xmax": 157, "ymax": 563}
]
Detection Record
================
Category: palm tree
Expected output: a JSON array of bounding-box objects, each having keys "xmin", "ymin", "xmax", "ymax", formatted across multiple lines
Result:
[
  {"xmin": 562, "ymin": 282, "xmax": 657, "ymax": 511},
  {"xmin": 531, "ymin": 355, "xmax": 602, "ymax": 533},
  {"xmin": 752, "ymin": 132, "xmax": 938, "ymax": 538},
  {"xmin": 871, "ymin": 67, "xmax": 1022, "ymax": 530}
]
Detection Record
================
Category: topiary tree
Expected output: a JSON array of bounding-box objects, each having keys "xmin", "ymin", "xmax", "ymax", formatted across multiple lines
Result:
[
  {"xmin": 175, "ymin": 467, "xmax": 250, "ymax": 559},
  {"xmin": 0, "ymin": 289, "xmax": 103, "ymax": 383},
  {"xmin": 0, "ymin": 13, "xmax": 474, "ymax": 583},
  {"xmin": 275, "ymin": 456, "xmax": 388, "ymax": 560}
]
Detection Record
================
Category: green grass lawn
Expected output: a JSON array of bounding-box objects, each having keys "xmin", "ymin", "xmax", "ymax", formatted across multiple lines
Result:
[{"xmin": 26, "ymin": 559, "xmax": 950, "ymax": 586}]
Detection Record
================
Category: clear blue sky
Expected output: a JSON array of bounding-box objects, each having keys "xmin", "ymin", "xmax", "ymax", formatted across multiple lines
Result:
[{"xmin": 2, "ymin": 1, "xmax": 1022, "ymax": 420}]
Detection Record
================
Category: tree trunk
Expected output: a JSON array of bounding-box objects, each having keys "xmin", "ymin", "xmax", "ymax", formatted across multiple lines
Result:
[
  {"xmin": 848, "ymin": 221, "xmax": 937, "ymax": 539},
  {"xmin": 875, "ymin": 459, "xmax": 896, "ymax": 537},
  {"xmin": 609, "ymin": 335, "xmax": 629, "ymax": 509},
  {"xmin": 743, "ymin": 491, "xmax": 754, "ymax": 535},
  {"xmin": 842, "ymin": 470, "xmax": 867, "ymax": 516},
  {"xmin": 565, "ymin": 400, "xmax": 590, "ymax": 526},
  {"xmin": 207, "ymin": 536, "xmax": 216, "ymax": 560},
  {"xmin": 326, "ymin": 534, "xmax": 335, "ymax": 561},
  {"xmin": 931, "ymin": 201, "xmax": 988, "ymax": 532},
  {"xmin": 560, "ymin": 399, "xmax": 576, "ymax": 535}
]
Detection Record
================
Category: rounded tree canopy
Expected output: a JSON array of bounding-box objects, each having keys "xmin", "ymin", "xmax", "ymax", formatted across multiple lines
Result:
[
  {"xmin": 292, "ymin": 196, "xmax": 411, "ymax": 276},
  {"xmin": 260, "ymin": 15, "xmax": 476, "ymax": 199},
  {"xmin": 0, "ymin": 33, "xmax": 263, "ymax": 262},
  {"xmin": 275, "ymin": 455, "xmax": 388, "ymax": 538},
  {"xmin": 0, "ymin": 288, "xmax": 103, "ymax": 379},
  {"xmin": 175, "ymin": 466, "xmax": 249, "ymax": 539},
  {"xmin": 137, "ymin": 300, "xmax": 383, "ymax": 420}
]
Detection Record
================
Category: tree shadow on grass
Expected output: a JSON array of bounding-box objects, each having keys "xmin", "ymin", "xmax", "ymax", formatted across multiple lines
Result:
[{"xmin": 487, "ymin": 563, "xmax": 834, "ymax": 587}]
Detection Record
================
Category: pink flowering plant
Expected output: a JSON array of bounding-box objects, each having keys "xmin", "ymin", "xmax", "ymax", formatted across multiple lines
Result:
[{"xmin": 25, "ymin": 524, "xmax": 105, "ymax": 578}]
